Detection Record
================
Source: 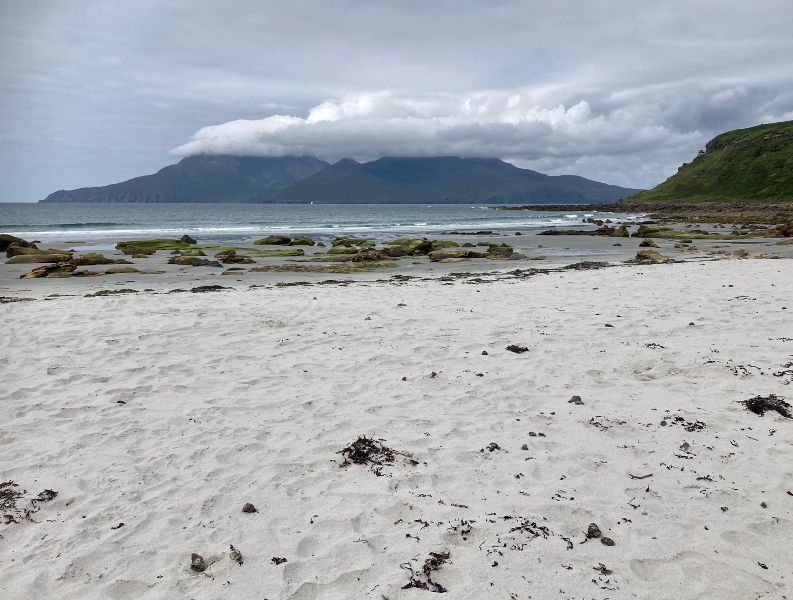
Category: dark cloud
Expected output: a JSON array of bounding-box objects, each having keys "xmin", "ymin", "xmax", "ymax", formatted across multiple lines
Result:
[{"xmin": 1, "ymin": 0, "xmax": 792, "ymax": 200}]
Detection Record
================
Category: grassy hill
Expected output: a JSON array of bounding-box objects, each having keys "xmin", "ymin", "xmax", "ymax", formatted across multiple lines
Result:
[{"xmin": 627, "ymin": 120, "xmax": 793, "ymax": 205}]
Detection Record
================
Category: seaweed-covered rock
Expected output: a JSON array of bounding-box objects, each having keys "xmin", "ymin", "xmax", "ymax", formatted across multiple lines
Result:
[
  {"xmin": 387, "ymin": 238, "xmax": 433, "ymax": 255},
  {"xmin": 289, "ymin": 236, "xmax": 315, "ymax": 246},
  {"xmin": 485, "ymin": 244, "xmax": 514, "ymax": 257},
  {"xmin": 0, "ymin": 234, "xmax": 33, "ymax": 252},
  {"xmin": 634, "ymin": 249, "xmax": 671, "ymax": 263},
  {"xmin": 639, "ymin": 239, "xmax": 659, "ymax": 248},
  {"xmin": 214, "ymin": 249, "xmax": 255, "ymax": 264},
  {"xmin": 7, "ymin": 244, "xmax": 71, "ymax": 258},
  {"xmin": 350, "ymin": 248, "xmax": 391, "ymax": 262},
  {"xmin": 430, "ymin": 240, "xmax": 460, "ymax": 251},
  {"xmin": 428, "ymin": 248, "xmax": 486, "ymax": 261},
  {"xmin": 254, "ymin": 235, "xmax": 291, "ymax": 245},
  {"xmin": 70, "ymin": 252, "xmax": 133, "ymax": 266},
  {"xmin": 7, "ymin": 253, "xmax": 72, "ymax": 264},
  {"xmin": 612, "ymin": 225, "xmax": 630, "ymax": 237},
  {"xmin": 179, "ymin": 234, "xmax": 197, "ymax": 244},
  {"xmin": 168, "ymin": 256, "xmax": 222, "ymax": 267},
  {"xmin": 327, "ymin": 246, "xmax": 359, "ymax": 255},
  {"xmin": 177, "ymin": 248, "xmax": 206, "ymax": 257}
]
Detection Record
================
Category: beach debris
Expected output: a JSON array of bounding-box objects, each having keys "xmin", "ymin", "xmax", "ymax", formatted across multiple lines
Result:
[
  {"xmin": 587, "ymin": 523, "xmax": 602, "ymax": 539},
  {"xmin": 1, "ymin": 482, "xmax": 58, "ymax": 525},
  {"xmin": 230, "ymin": 545, "xmax": 243, "ymax": 565},
  {"xmin": 111, "ymin": 522, "xmax": 124, "ymax": 530},
  {"xmin": 339, "ymin": 436, "xmax": 415, "ymax": 476},
  {"xmin": 628, "ymin": 473, "xmax": 653, "ymax": 480},
  {"xmin": 601, "ymin": 536, "xmax": 615, "ymax": 546},
  {"xmin": 594, "ymin": 563, "xmax": 613, "ymax": 576},
  {"xmin": 189, "ymin": 285, "xmax": 230, "ymax": 293},
  {"xmin": 568, "ymin": 395, "xmax": 584, "ymax": 405},
  {"xmin": 481, "ymin": 442, "xmax": 502, "ymax": 453},
  {"xmin": 402, "ymin": 550, "xmax": 450, "ymax": 593},
  {"xmin": 190, "ymin": 553, "xmax": 207, "ymax": 572},
  {"xmin": 271, "ymin": 556, "xmax": 287, "ymax": 565},
  {"xmin": 506, "ymin": 344, "xmax": 529, "ymax": 354},
  {"xmin": 84, "ymin": 289, "xmax": 138, "ymax": 297},
  {"xmin": 242, "ymin": 503, "xmax": 257, "ymax": 513},
  {"xmin": 741, "ymin": 395, "xmax": 791, "ymax": 418},
  {"xmin": 644, "ymin": 342, "xmax": 666, "ymax": 349}
]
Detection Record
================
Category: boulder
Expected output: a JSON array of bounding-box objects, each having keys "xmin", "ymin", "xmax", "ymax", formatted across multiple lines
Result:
[
  {"xmin": 327, "ymin": 246, "xmax": 359, "ymax": 255},
  {"xmin": 70, "ymin": 253, "xmax": 133, "ymax": 266},
  {"xmin": 178, "ymin": 249, "xmax": 206, "ymax": 257},
  {"xmin": 289, "ymin": 236, "xmax": 315, "ymax": 246},
  {"xmin": 612, "ymin": 225, "xmax": 629, "ymax": 237},
  {"xmin": 7, "ymin": 244, "xmax": 71, "ymax": 258},
  {"xmin": 429, "ymin": 240, "xmax": 460, "ymax": 251},
  {"xmin": 350, "ymin": 248, "xmax": 390, "ymax": 262},
  {"xmin": 638, "ymin": 239, "xmax": 658, "ymax": 248},
  {"xmin": 167, "ymin": 256, "xmax": 222, "ymax": 267},
  {"xmin": 0, "ymin": 234, "xmax": 33, "ymax": 252},
  {"xmin": 331, "ymin": 236, "xmax": 366, "ymax": 247},
  {"xmin": 7, "ymin": 253, "xmax": 72, "ymax": 264},
  {"xmin": 179, "ymin": 234, "xmax": 197, "ymax": 244},
  {"xmin": 254, "ymin": 235, "xmax": 291, "ymax": 245},
  {"xmin": 634, "ymin": 249, "xmax": 671, "ymax": 263},
  {"xmin": 633, "ymin": 225, "xmax": 661, "ymax": 237},
  {"xmin": 214, "ymin": 249, "xmax": 255, "ymax": 264},
  {"xmin": 428, "ymin": 248, "xmax": 486, "ymax": 261},
  {"xmin": 485, "ymin": 244, "xmax": 514, "ymax": 258},
  {"xmin": 387, "ymin": 238, "xmax": 433, "ymax": 255}
]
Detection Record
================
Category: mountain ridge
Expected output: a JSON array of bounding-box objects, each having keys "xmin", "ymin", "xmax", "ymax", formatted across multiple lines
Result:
[{"xmin": 41, "ymin": 155, "xmax": 641, "ymax": 204}]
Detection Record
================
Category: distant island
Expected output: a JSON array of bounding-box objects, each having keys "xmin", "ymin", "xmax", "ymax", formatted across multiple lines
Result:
[{"xmin": 40, "ymin": 155, "xmax": 641, "ymax": 204}]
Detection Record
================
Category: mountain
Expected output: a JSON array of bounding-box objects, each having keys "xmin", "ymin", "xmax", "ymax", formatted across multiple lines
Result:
[
  {"xmin": 271, "ymin": 156, "xmax": 640, "ymax": 203},
  {"xmin": 41, "ymin": 154, "xmax": 640, "ymax": 204},
  {"xmin": 626, "ymin": 120, "xmax": 793, "ymax": 205},
  {"xmin": 41, "ymin": 155, "xmax": 329, "ymax": 203}
]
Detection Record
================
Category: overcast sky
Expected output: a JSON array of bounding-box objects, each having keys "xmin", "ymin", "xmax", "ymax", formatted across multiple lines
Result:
[{"xmin": 2, "ymin": 0, "xmax": 792, "ymax": 201}]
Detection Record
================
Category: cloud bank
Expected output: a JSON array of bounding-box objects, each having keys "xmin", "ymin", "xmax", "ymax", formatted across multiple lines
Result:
[{"xmin": 172, "ymin": 81, "xmax": 792, "ymax": 188}]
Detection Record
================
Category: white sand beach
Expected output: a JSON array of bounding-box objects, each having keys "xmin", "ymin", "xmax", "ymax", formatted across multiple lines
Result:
[{"xmin": 1, "ymin": 259, "xmax": 792, "ymax": 600}]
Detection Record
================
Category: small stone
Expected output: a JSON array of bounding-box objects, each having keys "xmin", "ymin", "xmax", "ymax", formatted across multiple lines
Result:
[
  {"xmin": 272, "ymin": 557, "xmax": 287, "ymax": 565},
  {"xmin": 230, "ymin": 544, "xmax": 243, "ymax": 565},
  {"xmin": 601, "ymin": 537, "xmax": 615, "ymax": 546},
  {"xmin": 529, "ymin": 431, "xmax": 537, "ymax": 437},
  {"xmin": 660, "ymin": 420, "xmax": 667, "ymax": 426},
  {"xmin": 761, "ymin": 501, "xmax": 767, "ymax": 509},
  {"xmin": 191, "ymin": 553, "xmax": 207, "ymax": 572},
  {"xmin": 587, "ymin": 523, "xmax": 601, "ymax": 539},
  {"xmin": 521, "ymin": 444, "xmax": 529, "ymax": 450},
  {"xmin": 482, "ymin": 350, "xmax": 489, "ymax": 355},
  {"xmin": 568, "ymin": 395, "xmax": 584, "ymax": 405},
  {"xmin": 242, "ymin": 503, "xmax": 257, "ymax": 513}
]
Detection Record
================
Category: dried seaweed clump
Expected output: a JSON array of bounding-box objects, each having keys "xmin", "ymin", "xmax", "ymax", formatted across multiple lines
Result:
[
  {"xmin": 1, "ymin": 481, "xmax": 57, "ymax": 525},
  {"xmin": 402, "ymin": 550, "xmax": 450, "ymax": 593},
  {"xmin": 741, "ymin": 395, "xmax": 791, "ymax": 418},
  {"xmin": 340, "ymin": 436, "xmax": 418, "ymax": 476}
]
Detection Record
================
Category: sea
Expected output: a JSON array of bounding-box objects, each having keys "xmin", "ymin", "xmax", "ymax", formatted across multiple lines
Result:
[{"xmin": 0, "ymin": 203, "xmax": 644, "ymax": 250}]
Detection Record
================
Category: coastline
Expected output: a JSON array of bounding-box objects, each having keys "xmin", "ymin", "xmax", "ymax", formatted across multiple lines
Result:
[{"xmin": 1, "ymin": 258, "xmax": 792, "ymax": 599}]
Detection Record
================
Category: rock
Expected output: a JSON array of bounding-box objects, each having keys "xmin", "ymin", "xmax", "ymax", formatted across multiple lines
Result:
[
  {"xmin": 70, "ymin": 252, "xmax": 133, "ymax": 266},
  {"xmin": 230, "ymin": 545, "xmax": 243, "ymax": 565},
  {"xmin": 587, "ymin": 523, "xmax": 601, "ymax": 539},
  {"xmin": 168, "ymin": 256, "xmax": 222, "ymax": 267},
  {"xmin": 327, "ymin": 246, "xmax": 359, "ymax": 255},
  {"xmin": 242, "ymin": 503, "xmax": 258, "ymax": 513},
  {"xmin": 601, "ymin": 537, "xmax": 615, "ymax": 546},
  {"xmin": 190, "ymin": 553, "xmax": 207, "ymax": 572},
  {"xmin": 289, "ymin": 236, "xmax": 315, "ymax": 246},
  {"xmin": 505, "ymin": 344, "xmax": 529, "ymax": 354},
  {"xmin": 381, "ymin": 246, "xmax": 408, "ymax": 257},
  {"xmin": 521, "ymin": 444, "xmax": 528, "ymax": 450},
  {"xmin": 462, "ymin": 242, "xmax": 476, "ymax": 248},
  {"xmin": 350, "ymin": 248, "xmax": 391, "ymax": 262},
  {"xmin": 178, "ymin": 248, "xmax": 206, "ymax": 257},
  {"xmin": 179, "ymin": 234, "xmax": 197, "ymax": 244},
  {"xmin": 103, "ymin": 267, "xmax": 142, "ymax": 274},
  {"xmin": 0, "ymin": 234, "xmax": 33, "ymax": 252},
  {"xmin": 568, "ymin": 395, "xmax": 584, "ymax": 405},
  {"xmin": 7, "ymin": 253, "xmax": 72, "ymax": 264},
  {"xmin": 254, "ymin": 235, "xmax": 291, "ymax": 245},
  {"xmin": 429, "ymin": 240, "xmax": 460, "ymax": 251},
  {"xmin": 634, "ymin": 225, "xmax": 661, "ymax": 237},
  {"xmin": 428, "ymin": 248, "xmax": 486, "ymax": 261},
  {"xmin": 612, "ymin": 225, "xmax": 630, "ymax": 237},
  {"xmin": 515, "ymin": 231, "xmax": 523, "ymax": 235},
  {"xmin": 7, "ymin": 244, "xmax": 71, "ymax": 258},
  {"xmin": 634, "ymin": 249, "xmax": 671, "ymax": 263},
  {"xmin": 331, "ymin": 236, "xmax": 367, "ymax": 247},
  {"xmin": 485, "ymin": 244, "xmax": 514, "ymax": 258},
  {"xmin": 387, "ymin": 238, "xmax": 433, "ymax": 255},
  {"xmin": 315, "ymin": 241, "xmax": 326, "ymax": 247},
  {"xmin": 639, "ymin": 238, "xmax": 659, "ymax": 248},
  {"xmin": 214, "ymin": 249, "xmax": 255, "ymax": 264},
  {"xmin": 482, "ymin": 350, "xmax": 488, "ymax": 355}
]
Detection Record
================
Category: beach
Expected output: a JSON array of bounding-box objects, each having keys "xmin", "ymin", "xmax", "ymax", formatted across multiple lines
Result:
[{"xmin": 1, "ymin": 257, "xmax": 792, "ymax": 600}]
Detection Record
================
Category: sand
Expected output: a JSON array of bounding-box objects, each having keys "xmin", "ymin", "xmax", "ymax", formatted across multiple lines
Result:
[{"xmin": 1, "ymin": 259, "xmax": 792, "ymax": 599}]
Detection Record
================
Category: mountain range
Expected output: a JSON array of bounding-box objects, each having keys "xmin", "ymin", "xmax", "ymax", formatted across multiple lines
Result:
[{"xmin": 41, "ymin": 155, "xmax": 641, "ymax": 204}]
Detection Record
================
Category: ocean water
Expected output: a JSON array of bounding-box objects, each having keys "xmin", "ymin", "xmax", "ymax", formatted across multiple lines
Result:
[{"xmin": 0, "ymin": 203, "xmax": 644, "ymax": 246}]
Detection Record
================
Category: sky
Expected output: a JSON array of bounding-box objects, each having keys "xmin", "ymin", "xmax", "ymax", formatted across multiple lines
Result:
[{"xmin": 1, "ymin": 0, "xmax": 793, "ymax": 202}]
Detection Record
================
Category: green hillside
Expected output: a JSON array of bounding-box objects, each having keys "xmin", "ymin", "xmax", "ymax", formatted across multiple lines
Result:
[{"xmin": 627, "ymin": 120, "xmax": 793, "ymax": 204}]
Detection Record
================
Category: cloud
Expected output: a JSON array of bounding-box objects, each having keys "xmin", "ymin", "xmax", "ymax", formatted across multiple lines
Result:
[{"xmin": 171, "ymin": 81, "xmax": 790, "ymax": 187}]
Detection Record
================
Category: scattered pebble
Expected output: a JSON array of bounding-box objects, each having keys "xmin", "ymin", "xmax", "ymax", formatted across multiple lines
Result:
[
  {"xmin": 191, "ymin": 553, "xmax": 207, "ymax": 572},
  {"xmin": 568, "ymin": 395, "xmax": 584, "ymax": 405},
  {"xmin": 601, "ymin": 536, "xmax": 615, "ymax": 546},
  {"xmin": 242, "ymin": 503, "xmax": 257, "ymax": 513},
  {"xmin": 587, "ymin": 523, "xmax": 601, "ymax": 539}
]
